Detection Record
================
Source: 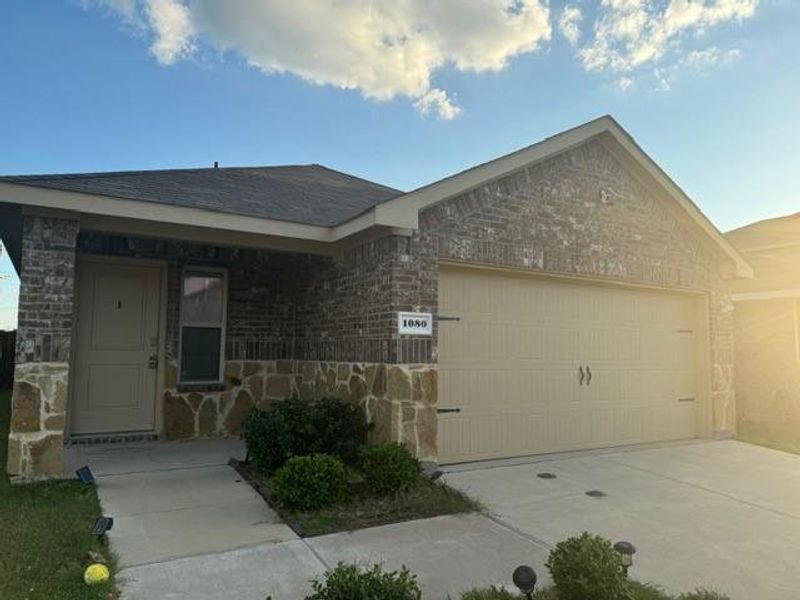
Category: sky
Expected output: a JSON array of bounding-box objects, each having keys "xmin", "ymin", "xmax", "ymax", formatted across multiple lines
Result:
[{"xmin": 0, "ymin": 0, "xmax": 799, "ymax": 330}]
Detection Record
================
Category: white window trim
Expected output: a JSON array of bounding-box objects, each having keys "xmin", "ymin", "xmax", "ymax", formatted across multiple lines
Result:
[{"xmin": 178, "ymin": 267, "xmax": 228, "ymax": 384}]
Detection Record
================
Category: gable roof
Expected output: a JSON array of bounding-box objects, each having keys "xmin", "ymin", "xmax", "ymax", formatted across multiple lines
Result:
[
  {"xmin": 0, "ymin": 115, "xmax": 753, "ymax": 277},
  {"xmin": 726, "ymin": 212, "xmax": 800, "ymax": 252},
  {"xmin": 348, "ymin": 115, "xmax": 752, "ymax": 278},
  {"xmin": 0, "ymin": 164, "xmax": 401, "ymax": 227}
]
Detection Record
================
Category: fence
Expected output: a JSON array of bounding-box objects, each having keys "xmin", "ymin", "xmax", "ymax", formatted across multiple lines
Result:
[{"xmin": 0, "ymin": 330, "xmax": 15, "ymax": 390}]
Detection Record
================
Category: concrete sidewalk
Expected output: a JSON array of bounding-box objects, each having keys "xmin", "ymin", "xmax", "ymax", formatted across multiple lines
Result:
[
  {"xmin": 67, "ymin": 439, "xmax": 296, "ymax": 568},
  {"xmin": 118, "ymin": 514, "xmax": 550, "ymax": 600},
  {"xmin": 72, "ymin": 439, "xmax": 549, "ymax": 599}
]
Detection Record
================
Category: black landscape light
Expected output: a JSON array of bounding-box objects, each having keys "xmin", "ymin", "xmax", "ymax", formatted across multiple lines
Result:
[
  {"xmin": 91, "ymin": 517, "xmax": 114, "ymax": 539},
  {"xmin": 613, "ymin": 541, "xmax": 636, "ymax": 576},
  {"xmin": 75, "ymin": 465, "xmax": 95, "ymax": 484},
  {"xmin": 512, "ymin": 565, "xmax": 537, "ymax": 599}
]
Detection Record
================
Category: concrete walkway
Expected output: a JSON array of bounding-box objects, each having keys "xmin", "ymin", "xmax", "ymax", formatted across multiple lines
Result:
[
  {"xmin": 445, "ymin": 439, "xmax": 800, "ymax": 600},
  {"xmin": 117, "ymin": 514, "xmax": 550, "ymax": 599},
  {"xmin": 70, "ymin": 438, "xmax": 800, "ymax": 599},
  {"xmin": 66, "ymin": 439, "xmax": 296, "ymax": 568},
  {"xmin": 68, "ymin": 439, "xmax": 550, "ymax": 599}
]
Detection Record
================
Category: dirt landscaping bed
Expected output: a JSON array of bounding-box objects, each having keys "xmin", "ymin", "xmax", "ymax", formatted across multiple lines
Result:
[{"xmin": 232, "ymin": 458, "xmax": 481, "ymax": 537}]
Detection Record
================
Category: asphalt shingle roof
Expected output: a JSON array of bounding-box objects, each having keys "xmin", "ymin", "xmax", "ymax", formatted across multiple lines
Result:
[{"xmin": 0, "ymin": 164, "xmax": 403, "ymax": 227}]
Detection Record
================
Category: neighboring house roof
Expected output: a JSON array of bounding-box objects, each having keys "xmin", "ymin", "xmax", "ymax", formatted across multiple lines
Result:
[
  {"xmin": 0, "ymin": 115, "xmax": 752, "ymax": 277},
  {"xmin": 0, "ymin": 165, "xmax": 402, "ymax": 227},
  {"xmin": 726, "ymin": 213, "xmax": 800, "ymax": 298},
  {"xmin": 726, "ymin": 212, "xmax": 800, "ymax": 252}
]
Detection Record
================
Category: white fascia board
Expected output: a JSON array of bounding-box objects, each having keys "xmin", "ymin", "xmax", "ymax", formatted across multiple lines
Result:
[{"xmin": 0, "ymin": 182, "xmax": 334, "ymax": 242}]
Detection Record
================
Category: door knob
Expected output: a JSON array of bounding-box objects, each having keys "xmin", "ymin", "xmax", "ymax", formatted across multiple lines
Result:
[{"xmin": 148, "ymin": 354, "xmax": 158, "ymax": 369}]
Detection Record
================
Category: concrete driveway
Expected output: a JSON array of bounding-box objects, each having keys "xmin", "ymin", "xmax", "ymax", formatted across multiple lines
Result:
[{"xmin": 445, "ymin": 439, "xmax": 800, "ymax": 600}]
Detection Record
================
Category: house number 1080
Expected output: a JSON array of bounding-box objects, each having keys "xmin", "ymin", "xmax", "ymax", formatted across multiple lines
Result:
[{"xmin": 397, "ymin": 311, "xmax": 433, "ymax": 336}]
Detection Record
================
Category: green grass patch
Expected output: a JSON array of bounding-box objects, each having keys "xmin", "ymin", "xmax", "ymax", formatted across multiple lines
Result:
[
  {"xmin": 0, "ymin": 388, "xmax": 117, "ymax": 600},
  {"xmin": 234, "ymin": 459, "xmax": 481, "ymax": 537}
]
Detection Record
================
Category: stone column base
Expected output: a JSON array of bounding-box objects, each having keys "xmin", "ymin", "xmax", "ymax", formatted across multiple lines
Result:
[{"xmin": 7, "ymin": 363, "xmax": 69, "ymax": 478}]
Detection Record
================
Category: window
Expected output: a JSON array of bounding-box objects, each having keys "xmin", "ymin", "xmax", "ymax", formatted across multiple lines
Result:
[{"xmin": 180, "ymin": 269, "xmax": 226, "ymax": 382}]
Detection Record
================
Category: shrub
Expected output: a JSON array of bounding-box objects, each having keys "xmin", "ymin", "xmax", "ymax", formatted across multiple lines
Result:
[
  {"xmin": 677, "ymin": 591, "xmax": 730, "ymax": 600},
  {"xmin": 359, "ymin": 443, "xmax": 419, "ymax": 495},
  {"xmin": 627, "ymin": 581, "xmax": 673, "ymax": 600},
  {"xmin": 545, "ymin": 532, "xmax": 627, "ymax": 600},
  {"xmin": 306, "ymin": 562, "xmax": 422, "ymax": 600},
  {"xmin": 271, "ymin": 454, "xmax": 349, "ymax": 511},
  {"xmin": 244, "ymin": 397, "xmax": 369, "ymax": 472}
]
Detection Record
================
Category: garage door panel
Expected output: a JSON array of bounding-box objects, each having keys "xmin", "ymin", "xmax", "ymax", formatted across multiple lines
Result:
[{"xmin": 438, "ymin": 267, "xmax": 702, "ymax": 463}]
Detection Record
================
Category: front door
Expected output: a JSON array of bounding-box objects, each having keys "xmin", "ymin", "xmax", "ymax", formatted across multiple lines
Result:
[{"xmin": 71, "ymin": 258, "xmax": 161, "ymax": 434}]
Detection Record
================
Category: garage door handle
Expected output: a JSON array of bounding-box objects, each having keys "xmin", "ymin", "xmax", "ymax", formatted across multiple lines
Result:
[
  {"xmin": 437, "ymin": 408, "xmax": 462, "ymax": 414},
  {"xmin": 578, "ymin": 366, "xmax": 585, "ymax": 386}
]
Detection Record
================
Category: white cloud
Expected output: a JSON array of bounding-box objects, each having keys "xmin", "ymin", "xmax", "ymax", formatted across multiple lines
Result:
[
  {"xmin": 579, "ymin": 0, "xmax": 758, "ymax": 73},
  {"xmin": 617, "ymin": 75, "xmax": 635, "ymax": 91},
  {"xmin": 559, "ymin": 6, "xmax": 583, "ymax": 46},
  {"xmin": 684, "ymin": 46, "xmax": 742, "ymax": 68},
  {"xmin": 413, "ymin": 88, "xmax": 461, "ymax": 120},
  {"xmin": 91, "ymin": 0, "xmax": 551, "ymax": 119},
  {"xmin": 144, "ymin": 0, "xmax": 194, "ymax": 65},
  {"xmin": 88, "ymin": 1, "xmax": 760, "ymax": 106}
]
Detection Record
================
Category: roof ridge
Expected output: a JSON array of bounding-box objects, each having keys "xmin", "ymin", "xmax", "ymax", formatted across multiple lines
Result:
[
  {"xmin": 0, "ymin": 164, "xmax": 321, "ymax": 182},
  {"xmin": 309, "ymin": 163, "xmax": 403, "ymax": 194},
  {"xmin": 726, "ymin": 211, "xmax": 800, "ymax": 235}
]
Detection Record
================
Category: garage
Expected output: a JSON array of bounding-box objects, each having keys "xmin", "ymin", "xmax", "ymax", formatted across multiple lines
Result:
[{"xmin": 438, "ymin": 265, "xmax": 709, "ymax": 463}]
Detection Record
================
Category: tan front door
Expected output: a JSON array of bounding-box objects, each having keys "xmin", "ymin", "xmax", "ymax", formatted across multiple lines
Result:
[
  {"xmin": 71, "ymin": 259, "xmax": 161, "ymax": 434},
  {"xmin": 438, "ymin": 266, "xmax": 703, "ymax": 463}
]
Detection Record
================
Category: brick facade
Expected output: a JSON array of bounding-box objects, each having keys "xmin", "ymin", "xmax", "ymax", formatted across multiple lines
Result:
[
  {"xmin": 6, "ymin": 136, "xmax": 738, "ymax": 478},
  {"xmin": 7, "ymin": 214, "xmax": 78, "ymax": 477},
  {"xmin": 734, "ymin": 299, "xmax": 800, "ymax": 452},
  {"xmin": 414, "ymin": 138, "xmax": 735, "ymax": 436}
]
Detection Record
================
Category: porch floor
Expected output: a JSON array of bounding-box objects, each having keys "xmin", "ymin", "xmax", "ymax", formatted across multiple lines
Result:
[{"xmin": 65, "ymin": 439, "xmax": 297, "ymax": 569}]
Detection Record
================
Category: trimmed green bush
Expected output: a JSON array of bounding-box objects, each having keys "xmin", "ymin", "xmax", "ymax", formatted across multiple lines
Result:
[
  {"xmin": 306, "ymin": 562, "xmax": 422, "ymax": 600},
  {"xmin": 359, "ymin": 443, "xmax": 419, "ymax": 496},
  {"xmin": 546, "ymin": 532, "xmax": 627, "ymax": 600},
  {"xmin": 244, "ymin": 397, "xmax": 369, "ymax": 472},
  {"xmin": 271, "ymin": 454, "xmax": 349, "ymax": 511}
]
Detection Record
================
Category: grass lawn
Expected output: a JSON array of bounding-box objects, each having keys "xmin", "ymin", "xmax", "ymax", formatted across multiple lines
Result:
[
  {"xmin": 233, "ymin": 459, "xmax": 481, "ymax": 537},
  {"xmin": 0, "ymin": 389, "xmax": 117, "ymax": 600}
]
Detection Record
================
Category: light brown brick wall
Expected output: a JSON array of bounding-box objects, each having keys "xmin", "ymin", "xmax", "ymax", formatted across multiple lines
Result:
[{"xmin": 734, "ymin": 299, "xmax": 800, "ymax": 452}]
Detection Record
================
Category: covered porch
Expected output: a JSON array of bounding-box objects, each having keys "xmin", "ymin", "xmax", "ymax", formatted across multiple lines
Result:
[{"xmin": 2, "ymin": 204, "xmax": 437, "ymax": 479}]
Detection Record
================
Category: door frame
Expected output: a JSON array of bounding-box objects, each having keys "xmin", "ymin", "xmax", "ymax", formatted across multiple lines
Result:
[
  {"xmin": 436, "ymin": 260, "xmax": 714, "ymax": 462},
  {"xmin": 68, "ymin": 253, "xmax": 168, "ymax": 437}
]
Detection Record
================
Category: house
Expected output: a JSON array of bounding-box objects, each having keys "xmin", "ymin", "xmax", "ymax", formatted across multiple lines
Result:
[
  {"xmin": 727, "ymin": 213, "xmax": 800, "ymax": 452},
  {"xmin": 0, "ymin": 116, "xmax": 752, "ymax": 478}
]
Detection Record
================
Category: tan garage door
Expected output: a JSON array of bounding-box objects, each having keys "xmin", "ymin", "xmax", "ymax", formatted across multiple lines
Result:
[{"xmin": 438, "ymin": 266, "xmax": 702, "ymax": 463}]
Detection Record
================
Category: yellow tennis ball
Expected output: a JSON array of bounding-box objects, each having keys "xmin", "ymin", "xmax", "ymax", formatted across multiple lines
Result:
[{"xmin": 84, "ymin": 563, "xmax": 110, "ymax": 586}]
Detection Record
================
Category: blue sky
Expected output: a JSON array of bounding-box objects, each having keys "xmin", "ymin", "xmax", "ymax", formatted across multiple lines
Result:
[{"xmin": 0, "ymin": 0, "xmax": 798, "ymax": 329}]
